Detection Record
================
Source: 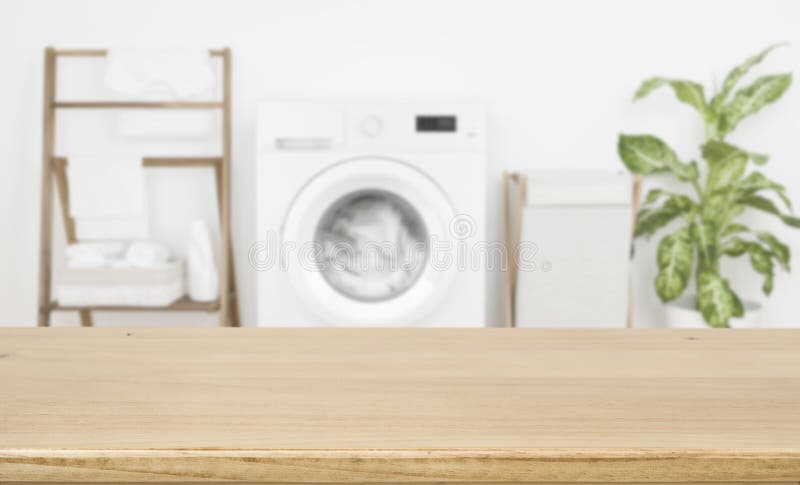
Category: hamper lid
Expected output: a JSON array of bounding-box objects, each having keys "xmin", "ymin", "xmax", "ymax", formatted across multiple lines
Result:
[{"xmin": 524, "ymin": 170, "xmax": 632, "ymax": 207}]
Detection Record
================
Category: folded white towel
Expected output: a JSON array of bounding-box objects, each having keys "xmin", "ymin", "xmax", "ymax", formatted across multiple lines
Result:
[
  {"xmin": 67, "ymin": 155, "xmax": 145, "ymax": 219},
  {"xmin": 124, "ymin": 241, "xmax": 170, "ymax": 268},
  {"xmin": 66, "ymin": 241, "xmax": 126, "ymax": 260},
  {"xmin": 66, "ymin": 255, "xmax": 109, "ymax": 269},
  {"xmin": 57, "ymin": 258, "xmax": 185, "ymax": 307},
  {"xmin": 105, "ymin": 48, "xmax": 214, "ymax": 99},
  {"xmin": 67, "ymin": 155, "xmax": 148, "ymax": 240},
  {"xmin": 107, "ymin": 48, "xmax": 217, "ymax": 138},
  {"xmin": 56, "ymin": 280, "xmax": 184, "ymax": 307},
  {"xmin": 66, "ymin": 242, "xmax": 126, "ymax": 269},
  {"xmin": 117, "ymin": 109, "xmax": 215, "ymax": 137},
  {"xmin": 110, "ymin": 259, "xmax": 133, "ymax": 269},
  {"xmin": 65, "ymin": 240, "xmax": 170, "ymax": 270}
]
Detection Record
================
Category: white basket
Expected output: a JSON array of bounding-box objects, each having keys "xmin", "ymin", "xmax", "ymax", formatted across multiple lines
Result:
[{"xmin": 56, "ymin": 260, "xmax": 185, "ymax": 307}]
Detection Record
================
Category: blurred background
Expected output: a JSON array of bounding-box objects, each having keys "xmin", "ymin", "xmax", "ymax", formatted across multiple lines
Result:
[{"xmin": 0, "ymin": 0, "xmax": 798, "ymax": 327}]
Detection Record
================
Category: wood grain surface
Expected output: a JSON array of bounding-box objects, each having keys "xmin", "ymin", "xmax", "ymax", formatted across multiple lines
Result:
[{"xmin": 1, "ymin": 328, "xmax": 799, "ymax": 482}]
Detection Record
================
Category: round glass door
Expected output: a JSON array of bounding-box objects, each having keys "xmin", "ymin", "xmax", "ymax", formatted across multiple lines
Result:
[
  {"xmin": 281, "ymin": 156, "xmax": 457, "ymax": 325},
  {"xmin": 314, "ymin": 189, "xmax": 429, "ymax": 302}
]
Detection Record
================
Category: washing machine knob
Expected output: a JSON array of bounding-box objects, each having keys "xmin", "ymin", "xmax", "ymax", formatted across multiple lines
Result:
[{"xmin": 360, "ymin": 115, "xmax": 383, "ymax": 138}]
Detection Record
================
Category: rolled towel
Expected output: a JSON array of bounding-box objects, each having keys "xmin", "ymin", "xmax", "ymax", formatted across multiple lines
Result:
[
  {"xmin": 124, "ymin": 241, "xmax": 170, "ymax": 268},
  {"xmin": 187, "ymin": 220, "xmax": 218, "ymax": 302}
]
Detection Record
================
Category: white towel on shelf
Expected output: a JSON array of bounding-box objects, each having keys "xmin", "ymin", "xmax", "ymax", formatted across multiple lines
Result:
[
  {"xmin": 66, "ymin": 254, "xmax": 110, "ymax": 269},
  {"xmin": 57, "ymin": 256, "xmax": 185, "ymax": 307},
  {"xmin": 64, "ymin": 240, "xmax": 171, "ymax": 269},
  {"xmin": 117, "ymin": 109, "xmax": 215, "ymax": 137},
  {"xmin": 66, "ymin": 155, "xmax": 148, "ymax": 240},
  {"xmin": 56, "ymin": 280, "xmax": 184, "ymax": 307},
  {"xmin": 67, "ymin": 155, "xmax": 145, "ymax": 218},
  {"xmin": 65, "ymin": 241, "xmax": 126, "ymax": 269},
  {"xmin": 66, "ymin": 241, "xmax": 126, "ymax": 260},
  {"xmin": 105, "ymin": 48, "xmax": 217, "ymax": 138},
  {"xmin": 124, "ymin": 241, "xmax": 170, "ymax": 268},
  {"xmin": 104, "ymin": 48, "xmax": 214, "ymax": 99}
]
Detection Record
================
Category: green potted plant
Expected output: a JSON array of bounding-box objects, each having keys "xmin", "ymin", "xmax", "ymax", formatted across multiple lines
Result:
[{"xmin": 618, "ymin": 44, "xmax": 798, "ymax": 328}]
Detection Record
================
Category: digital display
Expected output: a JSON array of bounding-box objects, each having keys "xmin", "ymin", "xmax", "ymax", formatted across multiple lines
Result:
[{"xmin": 416, "ymin": 115, "xmax": 457, "ymax": 132}]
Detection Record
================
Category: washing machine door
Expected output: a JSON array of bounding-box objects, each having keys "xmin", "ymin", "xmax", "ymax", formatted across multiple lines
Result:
[{"xmin": 281, "ymin": 156, "xmax": 458, "ymax": 325}]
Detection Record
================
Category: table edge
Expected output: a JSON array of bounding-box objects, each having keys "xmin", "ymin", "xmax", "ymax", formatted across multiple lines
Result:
[{"xmin": 3, "ymin": 448, "xmax": 800, "ymax": 482}]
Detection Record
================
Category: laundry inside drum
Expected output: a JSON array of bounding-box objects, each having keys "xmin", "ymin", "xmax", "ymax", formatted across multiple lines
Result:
[{"xmin": 314, "ymin": 190, "xmax": 429, "ymax": 301}]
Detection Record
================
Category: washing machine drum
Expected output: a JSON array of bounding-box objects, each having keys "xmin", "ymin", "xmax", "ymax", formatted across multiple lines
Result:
[{"xmin": 282, "ymin": 157, "xmax": 458, "ymax": 324}]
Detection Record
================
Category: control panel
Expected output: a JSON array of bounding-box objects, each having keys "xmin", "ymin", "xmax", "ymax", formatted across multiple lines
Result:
[{"xmin": 258, "ymin": 102, "xmax": 484, "ymax": 152}]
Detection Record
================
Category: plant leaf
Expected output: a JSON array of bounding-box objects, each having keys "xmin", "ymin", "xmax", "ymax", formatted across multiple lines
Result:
[
  {"xmin": 740, "ymin": 194, "xmax": 781, "ymax": 214},
  {"xmin": 672, "ymin": 160, "xmax": 699, "ymax": 182},
  {"xmin": 749, "ymin": 151, "xmax": 769, "ymax": 165},
  {"xmin": 618, "ymin": 134, "xmax": 696, "ymax": 180},
  {"xmin": 619, "ymin": 134, "xmax": 671, "ymax": 174},
  {"xmin": 721, "ymin": 223, "xmax": 749, "ymax": 237},
  {"xmin": 702, "ymin": 192, "xmax": 744, "ymax": 229},
  {"xmin": 634, "ymin": 77, "xmax": 668, "ymax": 99},
  {"xmin": 670, "ymin": 81, "xmax": 711, "ymax": 121},
  {"xmin": 722, "ymin": 236, "xmax": 749, "ymax": 257},
  {"xmin": 718, "ymin": 73, "xmax": 793, "ymax": 136},
  {"xmin": 635, "ymin": 194, "xmax": 694, "ymax": 238},
  {"xmin": 737, "ymin": 171, "xmax": 785, "ymax": 192},
  {"xmin": 655, "ymin": 226, "xmax": 694, "ymax": 302},
  {"xmin": 702, "ymin": 140, "xmax": 748, "ymax": 192},
  {"xmin": 747, "ymin": 243, "xmax": 775, "ymax": 295},
  {"xmin": 763, "ymin": 272, "xmax": 774, "ymax": 296},
  {"xmin": 635, "ymin": 77, "xmax": 711, "ymax": 120},
  {"xmin": 710, "ymin": 43, "xmax": 785, "ymax": 110},
  {"xmin": 697, "ymin": 271, "xmax": 744, "ymax": 327},
  {"xmin": 642, "ymin": 188, "xmax": 695, "ymax": 208},
  {"xmin": 782, "ymin": 214, "xmax": 800, "ymax": 228},
  {"xmin": 748, "ymin": 243, "xmax": 772, "ymax": 272},
  {"xmin": 643, "ymin": 188, "xmax": 667, "ymax": 205},
  {"xmin": 722, "ymin": 232, "xmax": 790, "ymax": 275},
  {"xmin": 757, "ymin": 232, "xmax": 791, "ymax": 271},
  {"xmin": 739, "ymin": 194, "xmax": 800, "ymax": 228},
  {"xmin": 636, "ymin": 208, "xmax": 679, "ymax": 238},
  {"xmin": 691, "ymin": 221, "xmax": 718, "ymax": 269},
  {"xmin": 736, "ymin": 171, "xmax": 792, "ymax": 211}
]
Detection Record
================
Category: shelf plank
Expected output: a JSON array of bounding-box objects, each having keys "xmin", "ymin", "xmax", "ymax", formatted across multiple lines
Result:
[
  {"xmin": 53, "ymin": 156, "xmax": 221, "ymax": 169},
  {"xmin": 54, "ymin": 48, "xmax": 225, "ymax": 57},
  {"xmin": 54, "ymin": 101, "xmax": 224, "ymax": 109},
  {"xmin": 143, "ymin": 156, "xmax": 221, "ymax": 168},
  {"xmin": 50, "ymin": 296, "xmax": 219, "ymax": 313}
]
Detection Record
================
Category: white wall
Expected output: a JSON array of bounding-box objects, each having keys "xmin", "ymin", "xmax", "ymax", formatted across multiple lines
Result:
[{"xmin": 1, "ymin": 0, "xmax": 799, "ymax": 326}]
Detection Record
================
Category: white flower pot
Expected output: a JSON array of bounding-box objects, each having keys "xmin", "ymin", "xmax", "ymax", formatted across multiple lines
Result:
[{"xmin": 664, "ymin": 295, "xmax": 762, "ymax": 328}]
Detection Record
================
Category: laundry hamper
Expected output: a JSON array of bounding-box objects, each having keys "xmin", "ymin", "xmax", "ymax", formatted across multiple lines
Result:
[{"xmin": 506, "ymin": 171, "xmax": 636, "ymax": 328}]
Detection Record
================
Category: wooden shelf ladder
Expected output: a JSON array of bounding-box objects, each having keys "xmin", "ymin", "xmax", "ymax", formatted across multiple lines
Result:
[{"xmin": 37, "ymin": 47, "xmax": 239, "ymax": 327}]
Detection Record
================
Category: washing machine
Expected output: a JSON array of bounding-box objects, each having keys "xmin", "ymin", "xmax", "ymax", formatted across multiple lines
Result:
[{"xmin": 254, "ymin": 102, "xmax": 486, "ymax": 326}]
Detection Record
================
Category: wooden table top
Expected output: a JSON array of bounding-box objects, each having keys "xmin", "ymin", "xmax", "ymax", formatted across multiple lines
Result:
[{"xmin": 1, "ymin": 328, "xmax": 799, "ymax": 483}]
